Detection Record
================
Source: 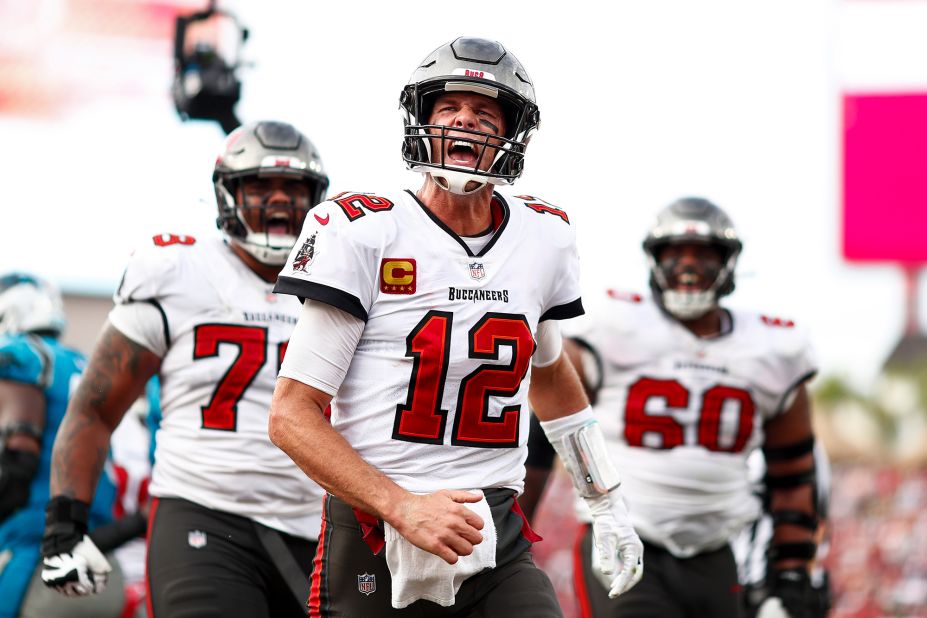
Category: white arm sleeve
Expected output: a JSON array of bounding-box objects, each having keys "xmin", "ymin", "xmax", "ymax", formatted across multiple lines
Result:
[
  {"xmin": 532, "ymin": 319, "xmax": 563, "ymax": 368},
  {"xmin": 278, "ymin": 299, "xmax": 365, "ymax": 396},
  {"xmin": 107, "ymin": 302, "xmax": 168, "ymax": 357}
]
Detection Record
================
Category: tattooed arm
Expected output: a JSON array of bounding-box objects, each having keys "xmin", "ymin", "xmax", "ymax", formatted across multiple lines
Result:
[
  {"xmin": 41, "ymin": 323, "xmax": 160, "ymax": 596},
  {"xmin": 50, "ymin": 322, "xmax": 161, "ymax": 502}
]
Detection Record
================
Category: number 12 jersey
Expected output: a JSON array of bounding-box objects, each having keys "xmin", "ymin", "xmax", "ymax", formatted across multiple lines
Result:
[{"xmin": 277, "ymin": 189, "xmax": 583, "ymax": 495}]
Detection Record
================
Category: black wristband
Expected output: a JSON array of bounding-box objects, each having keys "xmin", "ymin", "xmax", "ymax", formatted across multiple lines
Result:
[
  {"xmin": 45, "ymin": 495, "xmax": 90, "ymax": 526},
  {"xmin": 42, "ymin": 495, "xmax": 91, "ymax": 557},
  {"xmin": 769, "ymin": 541, "xmax": 817, "ymax": 562}
]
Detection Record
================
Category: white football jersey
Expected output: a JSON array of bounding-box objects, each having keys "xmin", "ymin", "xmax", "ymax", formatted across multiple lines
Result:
[
  {"xmin": 277, "ymin": 190, "xmax": 583, "ymax": 494},
  {"xmin": 567, "ymin": 290, "xmax": 817, "ymax": 558},
  {"xmin": 112, "ymin": 234, "xmax": 324, "ymax": 539}
]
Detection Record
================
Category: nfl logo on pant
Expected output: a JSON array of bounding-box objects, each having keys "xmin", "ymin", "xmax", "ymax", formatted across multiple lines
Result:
[
  {"xmin": 187, "ymin": 530, "xmax": 207, "ymax": 549},
  {"xmin": 357, "ymin": 573, "xmax": 376, "ymax": 596}
]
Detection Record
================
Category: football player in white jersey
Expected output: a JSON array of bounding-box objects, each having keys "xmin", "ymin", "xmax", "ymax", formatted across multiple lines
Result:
[
  {"xmin": 269, "ymin": 37, "xmax": 644, "ymax": 617},
  {"xmin": 542, "ymin": 197, "xmax": 823, "ymax": 618},
  {"xmin": 41, "ymin": 121, "xmax": 331, "ymax": 617}
]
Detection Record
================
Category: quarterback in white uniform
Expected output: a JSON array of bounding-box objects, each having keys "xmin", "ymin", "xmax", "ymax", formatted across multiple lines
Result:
[
  {"xmin": 554, "ymin": 198, "xmax": 824, "ymax": 618},
  {"xmin": 42, "ymin": 121, "xmax": 330, "ymax": 618},
  {"xmin": 270, "ymin": 37, "xmax": 643, "ymax": 617}
]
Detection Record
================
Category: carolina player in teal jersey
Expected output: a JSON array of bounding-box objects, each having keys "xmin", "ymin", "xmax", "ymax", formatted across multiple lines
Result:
[{"xmin": 0, "ymin": 273, "xmax": 120, "ymax": 617}]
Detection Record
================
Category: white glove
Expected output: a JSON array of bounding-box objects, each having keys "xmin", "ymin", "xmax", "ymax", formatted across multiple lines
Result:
[
  {"xmin": 756, "ymin": 596, "xmax": 791, "ymax": 618},
  {"xmin": 41, "ymin": 534, "xmax": 112, "ymax": 596},
  {"xmin": 585, "ymin": 490, "xmax": 644, "ymax": 598}
]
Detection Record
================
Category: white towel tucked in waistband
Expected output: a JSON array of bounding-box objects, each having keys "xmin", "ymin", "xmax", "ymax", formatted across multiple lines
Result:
[{"xmin": 384, "ymin": 490, "xmax": 496, "ymax": 609}]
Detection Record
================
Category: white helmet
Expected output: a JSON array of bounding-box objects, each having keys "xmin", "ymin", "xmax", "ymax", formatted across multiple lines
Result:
[
  {"xmin": 642, "ymin": 198, "xmax": 742, "ymax": 320},
  {"xmin": 214, "ymin": 121, "xmax": 329, "ymax": 265},
  {"xmin": 400, "ymin": 37, "xmax": 541, "ymax": 195},
  {"xmin": 0, "ymin": 273, "xmax": 66, "ymax": 337}
]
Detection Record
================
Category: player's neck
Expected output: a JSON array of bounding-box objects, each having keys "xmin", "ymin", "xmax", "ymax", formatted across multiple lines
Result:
[
  {"xmin": 417, "ymin": 177, "xmax": 494, "ymax": 237},
  {"xmin": 229, "ymin": 242, "xmax": 281, "ymax": 283},
  {"xmin": 678, "ymin": 307, "xmax": 727, "ymax": 339}
]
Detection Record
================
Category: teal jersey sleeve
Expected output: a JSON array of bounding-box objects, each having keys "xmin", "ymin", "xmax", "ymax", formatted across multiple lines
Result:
[{"xmin": 0, "ymin": 334, "xmax": 50, "ymax": 388}]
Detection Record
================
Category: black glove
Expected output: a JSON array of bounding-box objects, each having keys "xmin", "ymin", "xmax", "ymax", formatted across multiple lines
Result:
[
  {"xmin": 41, "ymin": 495, "xmax": 112, "ymax": 595},
  {"xmin": 760, "ymin": 568, "xmax": 825, "ymax": 618}
]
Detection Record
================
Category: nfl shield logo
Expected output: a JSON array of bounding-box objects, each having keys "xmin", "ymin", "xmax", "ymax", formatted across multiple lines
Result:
[
  {"xmin": 187, "ymin": 530, "xmax": 207, "ymax": 549},
  {"xmin": 357, "ymin": 573, "xmax": 376, "ymax": 596},
  {"xmin": 468, "ymin": 262, "xmax": 485, "ymax": 280}
]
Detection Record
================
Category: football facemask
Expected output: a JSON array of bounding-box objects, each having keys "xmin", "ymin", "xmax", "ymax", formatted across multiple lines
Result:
[
  {"xmin": 400, "ymin": 37, "xmax": 540, "ymax": 195},
  {"xmin": 642, "ymin": 198, "xmax": 742, "ymax": 320},
  {"xmin": 214, "ymin": 121, "xmax": 328, "ymax": 265}
]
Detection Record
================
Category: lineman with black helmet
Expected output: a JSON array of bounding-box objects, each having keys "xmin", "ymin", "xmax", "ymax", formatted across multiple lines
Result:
[
  {"xmin": 41, "ymin": 121, "xmax": 330, "ymax": 617},
  {"xmin": 527, "ymin": 197, "xmax": 822, "ymax": 617},
  {"xmin": 270, "ymin": 37, "xmax": 643, "ymax": 616}
]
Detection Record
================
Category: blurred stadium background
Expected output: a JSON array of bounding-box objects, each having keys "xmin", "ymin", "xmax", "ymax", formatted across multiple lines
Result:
[{"xmin": 2, "ymin": 1, "xmax": 927, "ymax": 616}]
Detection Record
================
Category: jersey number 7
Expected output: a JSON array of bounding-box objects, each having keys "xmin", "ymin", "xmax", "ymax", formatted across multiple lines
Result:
[
  {"xmin": 393, "ymin": 311, "xmax": 535, "ymax": 448},
  {"xmin": 193, "ymin": 324, "xmax": 288, "ymax": 431}
]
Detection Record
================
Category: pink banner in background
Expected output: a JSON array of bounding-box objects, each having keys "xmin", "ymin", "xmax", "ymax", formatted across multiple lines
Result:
[{"xmin": 843, "ymin": 93, "xmax": 927, "ymax": 263}]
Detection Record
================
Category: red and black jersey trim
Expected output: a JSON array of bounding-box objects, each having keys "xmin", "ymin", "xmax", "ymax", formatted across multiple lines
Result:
[
  {"xmin": 144, "ymin": 497, "xmax": 161, "ymax": 618},
  {"xmin": 405, "ymin": 190, "xmax": 511, "ymax": 258},
  {"xmin": 275, "ymin": 276, "xmax": 368, "ymax": 322},
  {"xmin": 573, "ymin": 524, "xmax": 595, "ymax": 618},
  {"xmin": 307, "ymin": 495, "xmax": 333, "ymax": 617},
  {"xmin": 539, "ymin": 297, "xmax": 584, "ymax": 322}
]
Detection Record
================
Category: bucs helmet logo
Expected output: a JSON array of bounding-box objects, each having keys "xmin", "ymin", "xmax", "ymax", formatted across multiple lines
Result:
[{"xmin": 292, "ymin": 232, "xmax": 317, "ymax": 273}]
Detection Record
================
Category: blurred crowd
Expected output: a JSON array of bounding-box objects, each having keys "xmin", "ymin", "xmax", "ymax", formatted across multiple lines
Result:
[
  {"xmin": 532, "ymin": 461, "xmax": 927, "ymax": 618},
  {"xmin": 826, "ymin": 463, "xmax": 927, "ymax": 618}
]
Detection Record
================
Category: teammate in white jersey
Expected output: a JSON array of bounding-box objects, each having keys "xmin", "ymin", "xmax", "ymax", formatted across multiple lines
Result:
[
  {"xmin": 534, "ymin": 197, "xmax": 824, "ymax": 618},
  {"xmin": 41, "ymin": 121, "xmax": 330, "ymax": 617},
  {"xmin": 269, "ymin": 37, "xmax": 643, "ymax": 617}
]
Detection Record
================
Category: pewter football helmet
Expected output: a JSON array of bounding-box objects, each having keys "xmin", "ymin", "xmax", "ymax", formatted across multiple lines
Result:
[
  {"xmin": 0, "ymin": 273, "xmax": 66, "ymax": 337},
  {"xmin": 400, "ymin": 37, "xmax": 541, "ymax": 195},
  {"xmin": 642, "ymin": 198, "xmax": 742, "ymax": 320},
  {"xmin": 214, "ymin": 121, "xmax": 329, "ymax": 265}
]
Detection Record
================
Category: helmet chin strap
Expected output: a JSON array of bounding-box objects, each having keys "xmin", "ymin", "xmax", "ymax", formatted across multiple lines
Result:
[
  {"xmin": 660, "ymin": 289, "xmax": 717, "ymax": 320},
  {"xmin": 429, "ymin": 168, "xmax": 489, "ymax": 195},
  {"xmin": 649, "ymin": 255, "xmax": 731, "ymax": 321},
  {"xmin": 230, "ymin": 233, "xmax": 294, "ymax": 266}
]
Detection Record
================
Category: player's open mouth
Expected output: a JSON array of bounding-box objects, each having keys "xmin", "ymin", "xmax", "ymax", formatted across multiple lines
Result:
[
  {"xmin": 266, "ymin": 213, "xmax": 291, "ymax": 235},
  {"xmin": 676, "ymin": 272, "xmax": 703, "ymax": 290},
  {"xmin": 448, "ymin": 140, "xmax": 480, "ymax": 165}
]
